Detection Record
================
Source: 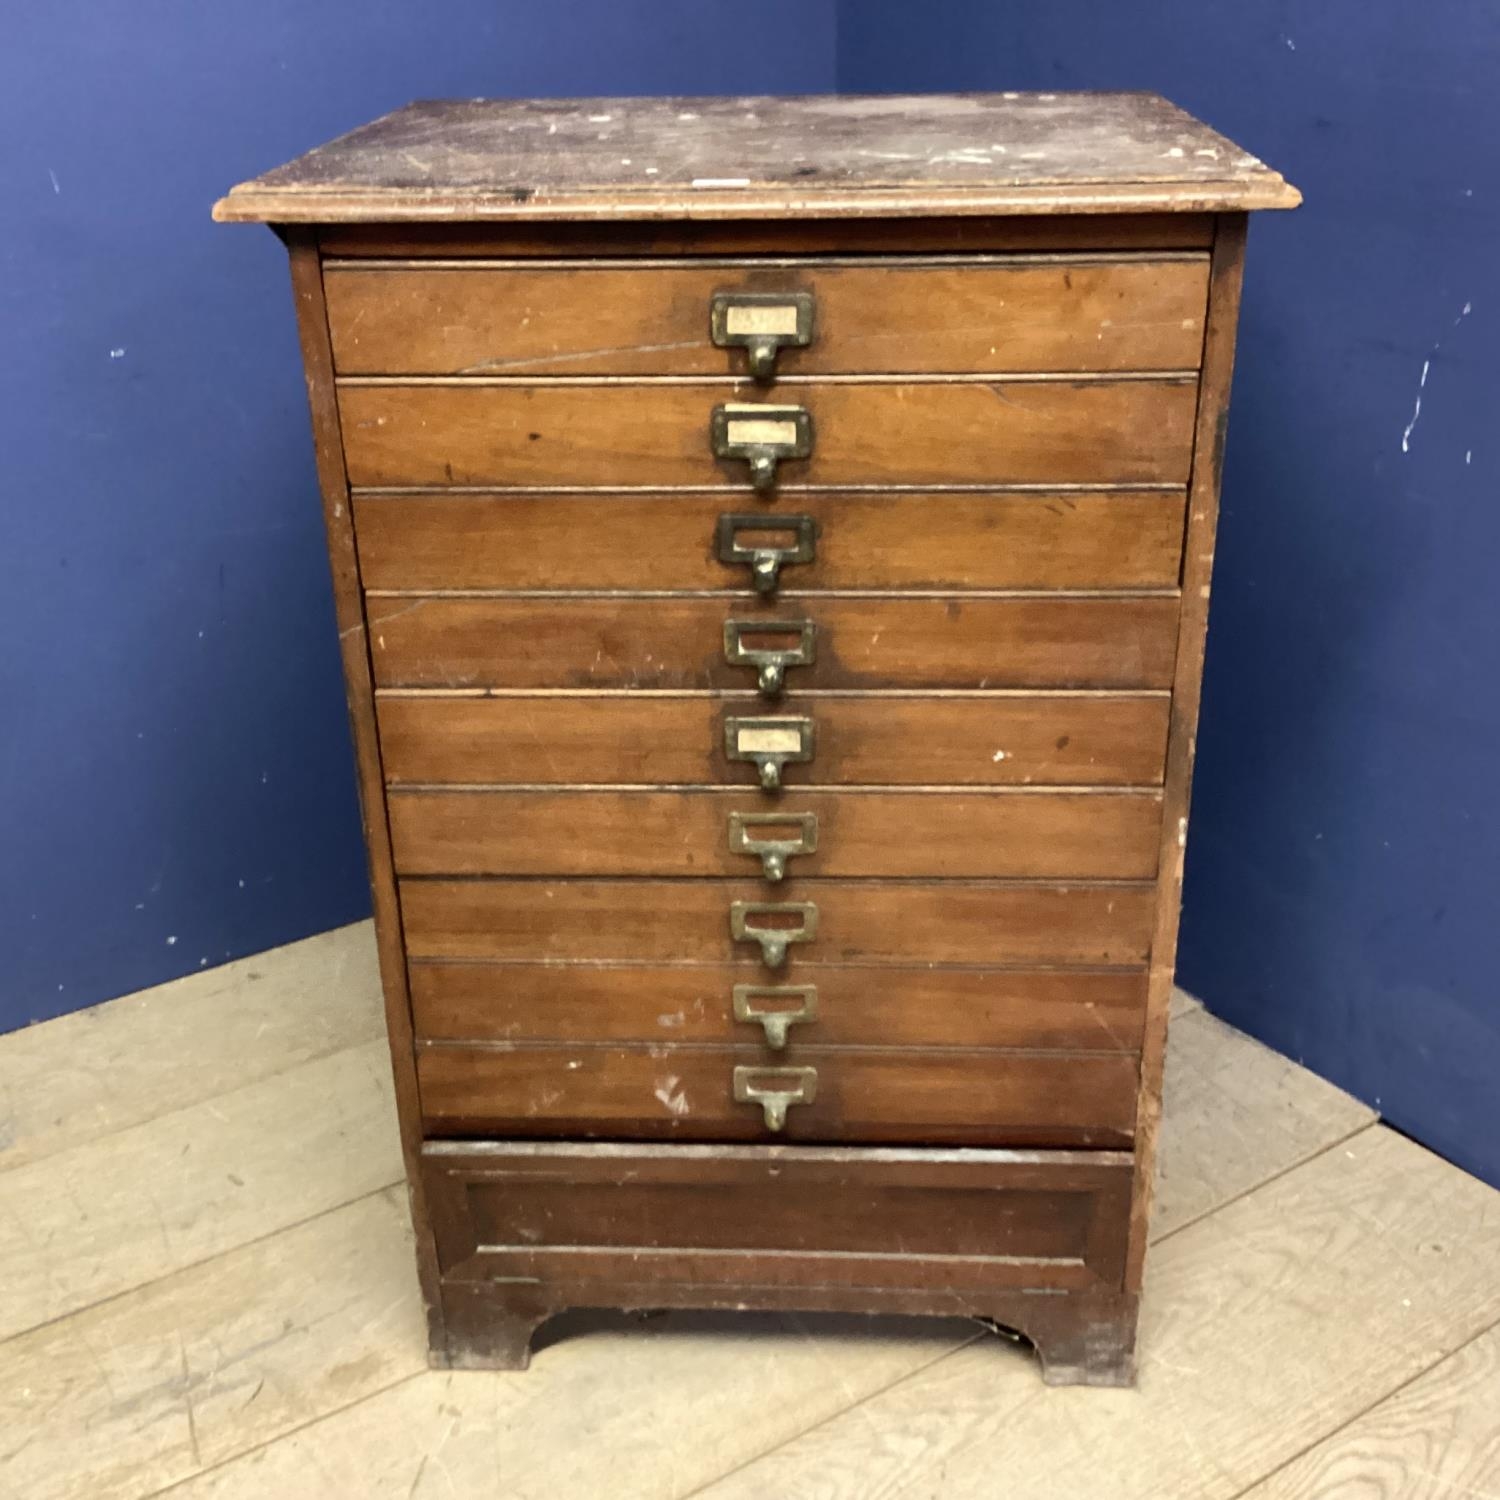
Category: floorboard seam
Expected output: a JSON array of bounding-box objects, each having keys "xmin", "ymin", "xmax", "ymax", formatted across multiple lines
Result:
[
  {"xmin": 0, "ymin": 1179, "xmax": 404, "ymax": 1352},
  {"xmin": 672, "ymin": 1329, "xmax": 988, "ymax": 1500},
  {"xmin": 1221, "ymin": 1305, "xmax": 1500, "ymax": 1500},
  {"xmin": 0, "ymin": 1031, "xmax": 386, "ymax": 1184},
  {"xmin": 136, "ymin": 1370, "xmax": 433, "ymax": 1500},
  {"xmin": 1151, "ymin": 1119, "xmax": 1379, "ymax": 1249}
]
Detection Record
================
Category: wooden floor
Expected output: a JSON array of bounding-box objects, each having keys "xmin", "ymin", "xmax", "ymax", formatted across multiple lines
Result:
[{"xmin": 3, "ymin": 924, "xmax": 1498, "ymax": 1499}]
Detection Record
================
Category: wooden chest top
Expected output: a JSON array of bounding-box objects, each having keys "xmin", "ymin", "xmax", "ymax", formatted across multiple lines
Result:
[{"xmin": 213, "ymin": 91, "xmax": 1299, "ymax": 223}]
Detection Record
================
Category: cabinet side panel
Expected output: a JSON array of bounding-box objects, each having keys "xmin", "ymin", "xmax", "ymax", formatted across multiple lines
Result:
[
  {"xmin": 1126, "ymin": 212, "xmax": 1248, "ymax": 1289},
  {"xmin": 285, "ymin": 229, "xmax": 444, "ymax": 1348}
]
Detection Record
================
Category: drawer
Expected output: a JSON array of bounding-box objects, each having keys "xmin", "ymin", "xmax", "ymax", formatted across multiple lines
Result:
[
  {"xmin": 414, "ymin": 960, "xmax": 1146, "ymax": 1056},
  {"xmin": 324, "ymin": 256, "xmax": 1209, "ymax": 376},
  {"xmin": 410, "ymin": 962, "xmax": 1148, "ymax": 1052},
  {"xmin": 368, "ymin": 595, "xmax": 1181, "ymax": 691},
  {"xmin": 388, "ymin": 788, "xmax": 1164, "ymax": 879},
  {"xmin": 376, "ymin": 693, "xmax": 1171, "ymax": 787},
  {"xmin": 337, "ymin": 379, "xmax": 1197, "ymax": 489},
  {"xmin": 399, "ymin": 878, "xmax": 1156, "ymax": 966},
  {"xmin": 416, "ymin": 1043, "xmax": 1138, "ymax": 1147},
  {"xmin": 422, "ymin": 1141, "xmax": 1134, "ymax": 1293},
  {"xmin": 354, "ymin": 491, "xmax": 1188, "ymax": 592}
]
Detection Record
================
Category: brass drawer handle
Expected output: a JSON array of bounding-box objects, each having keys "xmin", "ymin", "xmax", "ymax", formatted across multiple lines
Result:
[
  {"xmin": 729, "ymin": 900, "xmax": 818, "ymax": 969},
  {"xmin": 711, "ymin": 404, "xmax": 813, "ymax": 495},
  {"xmin": 728, "ymin": 811, "xmax": 818, "ymax": 882},
  {"xmin": 723, "ymin": 619, "xmax": 815, "ymax": 697},
  {"xmin": 715, "ymin": 513, "xmax": 817, "ymax": 596},
  {"xmin": 733, "ymin": 1065, "xmax": 818, "ymax": 1131},
  {"xmin": 733, "ymin": 984, "xmax": 818, "ymax": 1049},
  {"xmin": 724, "ymin": 714, "xmax": 814, "ymax": 792},
  {"xmin": 710, "ymin": 291, "xmax": 815, "ymax": 382}
]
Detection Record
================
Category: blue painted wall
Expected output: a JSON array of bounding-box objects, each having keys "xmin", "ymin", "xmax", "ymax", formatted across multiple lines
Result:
[
  {"xmin": 838, "ymin": 1, "xmax": 1500, "ymax": 1186},
  {"xmin": 1, "ymin": 2, "xmax": 836, "ymax": 1029}
]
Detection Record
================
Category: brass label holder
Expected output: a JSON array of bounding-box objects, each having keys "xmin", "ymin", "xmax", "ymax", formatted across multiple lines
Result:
[
  {"xmin": 724, "ymin": 714, "xmax": 815, "ymax": 791},
  {"xmin": 715, "ymin": 513, "xmax": 817, "ymax": 596},
  {"xmin": 732, "ymin": 984, "xmax": 819, "ymax": 1049},
  {"xmin": 711, "ymin": 403, "xmax": 813, "ymax": 495},
  {"xmin": 729, "ymin": 900, "xmax": 818, "ymax": 968},
  {"xmin": 723, "ymin": 618, "xmax": 815, "ymax": 696},
  {"xmin": 710, "ymin": 290, "xmax": 815, "ymax": 382},
  {"xmin": 728, "ymin": 810, "xmax": 818, "ymax": 882},
  {"xmin": 732, "ymin": 1064, "xmax": 819, "ymax": 1131}
]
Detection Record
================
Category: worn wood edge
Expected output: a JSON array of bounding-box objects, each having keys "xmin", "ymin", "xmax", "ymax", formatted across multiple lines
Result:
[
  {"xmin": 213, "ymin": 178, "xmax": 1300, "ymax": 225},
  {"xmin": 323, "ymin": 250, "xmax": 1213, "ymax": 270},
  {"xmin": 285, "ymin": 233, "xmax": 446, "ymax": 1355},
  {"xmin": 311, "ymin": 215, "xmax": 1219, "ymax": 257},
  {"xmin": 1124, "ymin": 212, "xmax": 1249, "ymax": 1293}
]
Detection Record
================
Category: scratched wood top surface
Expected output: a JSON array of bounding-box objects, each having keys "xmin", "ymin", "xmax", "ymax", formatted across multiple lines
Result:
[{"xmin": 213, "ymin": 92, "xmax": 1299, "ymax": 223}]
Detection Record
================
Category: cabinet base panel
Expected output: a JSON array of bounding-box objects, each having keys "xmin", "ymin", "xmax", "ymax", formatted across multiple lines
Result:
[{"xmin": 432, "ymin": 1279, "xmax": 1137, "ymax": 1387}]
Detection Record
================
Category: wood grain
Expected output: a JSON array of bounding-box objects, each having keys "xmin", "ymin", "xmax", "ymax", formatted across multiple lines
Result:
[
  {"xmin": 368, "ymin": 594, "xmax": 1182, "ymax": 691},
  {"xmin": 417, "ymin": 1044, "xmax": 1139, "ymax": 1146},
  {"xmin": 354, "ymin": 490, "xmax": 1189, "ymax": 592},
  {"xmin": 0, "ymin": 1188, "xmax": 423, "ymax": 1500},
  {"xmin": 0, "ymin": 1041, "xmax": 401, "ymax": 1343},
  {"xmin": 375, "ymin": 693, "xmax": 1172, "ymax": 788},
  {"xmin": 213, "ymin": 93, "xmax": 1300, "ymax": 224},
  {"xmin": 325, "ymin": 258, "xmax": 1209, "ymax": 376},
  {"xmin": 0, "ymin": 922, "xmax": 381, "ymax": 1174},
  {"xmin": 338, "ymin": 377, "xmax": 1198, "ymax": 489},
  {"xmin": 399, "ymin": 877, "xmax": 1157, "ymax": 966},
  {"xmin": 387, "ymin": 788, "xmax": 1164, "ymax": 879},
  {"xmin": 1241, "ymin": 1324, "xmax": 1500, "ymax": 1500},
  {"xmin": 1152, "ymin": 1006, "xmax": 1375, "ymax": 1238},
  {"xmin": 409, "ymin": 962, "xmax": 1149, "ymax": 1052}
]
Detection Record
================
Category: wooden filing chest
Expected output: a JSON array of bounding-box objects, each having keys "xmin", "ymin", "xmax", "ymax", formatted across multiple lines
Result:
[{"xmin": 215, "ymin": 92, "xmax": 1298, "ymax": 1385}]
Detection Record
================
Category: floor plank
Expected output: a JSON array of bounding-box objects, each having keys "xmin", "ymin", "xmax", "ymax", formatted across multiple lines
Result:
[
  {"xmin": 150, "ymin": 1312, "xmax": 965, "ymax": 1500},
  {"xmin": 1240, "ymin": 1321, "xmax": 1500, "ymax": 1500},
  {"xmin": 686, "ymin": 1127, "xmax": 1500, "ymax": 1500},
  {"xmin": 0, "ymin": 922, "xmax": 382, "ymax": 1174},
  {"xmin": 1171, "ymin": 985, "xmax": 1202, "ymax": 1020},
  {"xmin": 0, "ymin": 1189, "xmax": 423, "ymax": 1500},
  {"xmin": 1153, "ymin": 1005, "xmax": 1376, "ymax": 1237},
  {"xmin": 0, "ymin": 1039, "xmax": 401, "ymax": 1343},
  {"xmin": 56, "ymin": 1004, "xmax": 1367, "ymax": 1500}
]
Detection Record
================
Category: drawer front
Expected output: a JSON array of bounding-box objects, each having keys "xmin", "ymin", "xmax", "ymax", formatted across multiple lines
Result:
[
  {"xmin": 376, "ymin": 694, "xmax": 1170, "ymax": 788},
  {"xmin": 388, "ymin": 788, "xmax": 1163, "ymax": 880},
  {"xmin": 369, "ymin": 595, "xmax": 1180, "ymax": 691},
  {"xmin": 325, "ymin": 257, "xmax": 1208, "ymax": 376},
  {"xmin": 399, "ymin": 878, "xmax": 1155, "ymax": 966},
  {"xmin": 416, "ymin": 1044, "xmax": 1137, "ymax": 1147},
  {"xmin": 354, "ymin": 491, "xmax": 1188, "ymax": 592},
  {"xmin": 410, "ymin": 963, "xmax": 1147, "ymax": 1052},
  {"xmin": 423, "ymin": 1141, "xmax": 1134, "ymax": 1292},
  {"xmin": 338, "ymin": 379, "xmax": 1197, "ymax": 489}
]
